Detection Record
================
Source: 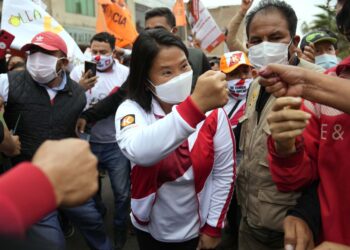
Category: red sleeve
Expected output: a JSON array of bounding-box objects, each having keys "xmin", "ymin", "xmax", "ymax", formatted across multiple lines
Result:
[
  {"xmin": 176, "ymin": 96, "xmax": 206, "ymax": 128},
  {"xmin": 0, "ymin": 162, "xmax": 56, "ymax": 236},
  {"xmin": 268, "ymin": 101, "xmax": 320, "ymax": 192},
  {"xmin": 200, "ymin": 223, "xmax": 221, "ymax": 238}
]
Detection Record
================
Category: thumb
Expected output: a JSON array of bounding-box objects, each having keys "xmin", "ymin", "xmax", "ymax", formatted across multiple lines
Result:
[
  {"xmin": 294, "ymin": 47, "xmax": 303, "ymax": 59},
  {"xmin": 259, "ymin": 63, "xmax": 287, "ymax": 78}
]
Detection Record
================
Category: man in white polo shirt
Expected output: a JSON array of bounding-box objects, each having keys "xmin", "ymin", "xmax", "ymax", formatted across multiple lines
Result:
[{"xmin": 70, "ymin": 32, "xmax": 130, "ymax": 250}]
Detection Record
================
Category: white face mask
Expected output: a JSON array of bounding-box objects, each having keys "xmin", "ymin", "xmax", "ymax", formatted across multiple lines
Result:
[
  {"xmin": 248, "ymin": 41, "xmax": 291, "ymax": 69},
  {"xmin": 27, "ymin": 52, "xmax": 63, "ymax": 84},
  {"xmin": 227, "ymin": 78, "xmax": 253, "ymax": 100},
  {"xmin": 149, "ymin": 70, "xmax": 193, "ymax": 104},
  {"xmin": 315, "ymin": 54, "xmax": 338, "ymax": 69},
  {"xmin": 92, "ymin": 54, "xmax": 114, "ymax": 71}
]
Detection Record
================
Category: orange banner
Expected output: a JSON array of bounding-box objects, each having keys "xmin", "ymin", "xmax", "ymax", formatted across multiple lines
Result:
[
  {"xmin": 96, "ymin": 0, "xmax": 138, "ymax": 48},
  {"xmin": 172, "ymin": 0, "xmax": 186, "ymax": 27}
]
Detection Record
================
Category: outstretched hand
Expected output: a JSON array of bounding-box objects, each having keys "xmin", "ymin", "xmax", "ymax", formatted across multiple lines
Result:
[
  {"xmin": 259, "ymin": 64, "xmax": 307, "ymax": 98},
  {"xmin": 240, "ymin": 0, "xmax": 254, "ymax": 13}
]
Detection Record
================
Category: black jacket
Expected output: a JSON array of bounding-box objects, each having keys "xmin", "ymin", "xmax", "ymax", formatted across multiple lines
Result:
[
  {"xmin": 5, "ymin": 70, "xmax": 86, "ymax": 163},
  {"xmin": 287, "ymin": 181, "xmax": 321, "ymax": 241}
]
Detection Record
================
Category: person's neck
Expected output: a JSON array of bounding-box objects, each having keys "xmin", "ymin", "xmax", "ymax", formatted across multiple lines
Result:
[
  {"xmin": 47, "ymin": 74, "xmax": 63, "ymax": 88},
  {"xmin": 159, "ymin": 101, "xmax": 173, "ymax": 114}
]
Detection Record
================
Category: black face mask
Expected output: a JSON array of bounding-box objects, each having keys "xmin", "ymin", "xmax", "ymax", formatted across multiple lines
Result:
[{"xmin": 336, "ymin": 0, "xmax": 350, "ymax": 41}]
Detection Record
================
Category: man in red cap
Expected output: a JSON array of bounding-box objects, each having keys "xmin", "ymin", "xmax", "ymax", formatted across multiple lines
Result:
[{"xmin": 0, "ymin": 31, "xmax": 112, "ymax": 250}]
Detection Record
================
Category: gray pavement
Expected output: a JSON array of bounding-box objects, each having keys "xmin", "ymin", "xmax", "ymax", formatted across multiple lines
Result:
[{"xmin": 67, "ymin": 176, "xmax": 138, "ymax": 250}]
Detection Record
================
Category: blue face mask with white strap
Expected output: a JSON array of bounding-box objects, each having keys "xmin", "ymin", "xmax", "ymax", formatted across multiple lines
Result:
[{"xmin": 315, "ymin": 54, "xmax": 338, "ymax": 69}]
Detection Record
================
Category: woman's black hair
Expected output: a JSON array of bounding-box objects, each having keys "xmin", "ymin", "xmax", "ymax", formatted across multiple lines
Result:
[{"xmin": 126, "ymin": 28, "xmax": 188, "ymax": 112}]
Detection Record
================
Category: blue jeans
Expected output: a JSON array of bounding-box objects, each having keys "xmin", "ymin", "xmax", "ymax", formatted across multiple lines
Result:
[
  {"xmin": 27, "ymin": 199, "xmax": 113, "ymax": 250},
  {"xmin": 90, "ymin": 142, "xmax": 130, "ymax": 229}
]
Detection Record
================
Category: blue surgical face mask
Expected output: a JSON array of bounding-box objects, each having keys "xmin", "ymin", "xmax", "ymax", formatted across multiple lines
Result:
[{"xmin": 315, "ymin": 54, "xmax": 338, "ymax": 69}]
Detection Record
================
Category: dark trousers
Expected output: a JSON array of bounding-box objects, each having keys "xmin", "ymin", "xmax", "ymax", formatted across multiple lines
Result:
[
  {"xmin": 135, "ymin": 228, "xmax": 199, "ymax": 250},
  {"xmin": 90, "ymin": 142, "xmax": 130, "ymax": 229},
  {"xmin": 239, "ymin": 218, "xmax": 284, "ymax": 250},
  {"xmin": 27, "ymin": 199, "xmax": 113, "ymax": 250}
]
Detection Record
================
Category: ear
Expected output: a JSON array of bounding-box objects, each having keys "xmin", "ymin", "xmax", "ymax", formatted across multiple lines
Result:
[
  {"xmin": 172, "ymin": 27, "xmax": 178, "ymax": 34},
  {"xmin": 61, "ymin": 58, "xmax": 69, "ymax": 66},
  {"xmin": 60, "ymin": 58, "xmax": 70, "ymax": 71},
  {"xmin": 251, "ymin": 68, "xmax": 258, "ymax": 79}
]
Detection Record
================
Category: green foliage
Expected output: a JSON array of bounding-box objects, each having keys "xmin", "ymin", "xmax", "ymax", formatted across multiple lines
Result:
[{"xmin": 301, "ymin": 0, "xmax": 350, "ymax": 59}]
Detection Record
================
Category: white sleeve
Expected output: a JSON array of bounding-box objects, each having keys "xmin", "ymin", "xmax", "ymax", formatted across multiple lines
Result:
[
  {"xmin": 206, "ymin": 108, "xmax": 236, "ymax": 229},
  {"xmin": 0, "ymin": 74, "xmax": 9, "ymax": 102},
  {"xmin": 69, "ymin": 65, "xmax": 83, "ymax": 83},
  {"xmin": 115, "ymin": 98, "xmax": 206, "ymax": 166}
]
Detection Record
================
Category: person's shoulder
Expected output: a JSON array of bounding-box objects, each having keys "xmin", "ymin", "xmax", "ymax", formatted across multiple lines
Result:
[
  {"xmin": 114, "ymin": 60, "xmax": 129, "ymax": 73},
  {"xmin": 69, "ymin": 63, "xmax": 84, "ymax": 79},
  {"xmin": 187, "ymin": 47, "xmax": 205, "ymax": 58},
  {"xmin": 67, "ymin": 74, "xmax": 85, "ymax": 94},
  {"xmin": 6, "ymin": 70, "xmax": 25, "ymax": 88},
  {"xmin": 298, "ymin": 58, "xmax": 325, "ymax": 73},
  {"xmin": 119, "ymin": 99, "xmax": 141, "ymax": 111},
  {"xmin": 71, "ymin": 63, "xmax": 84, "ymax": 73}
]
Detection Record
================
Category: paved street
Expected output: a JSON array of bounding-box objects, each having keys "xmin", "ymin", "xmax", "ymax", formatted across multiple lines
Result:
[{"xmin": 67, "ymin": 176, "xmax": 138, "ymax": 250}]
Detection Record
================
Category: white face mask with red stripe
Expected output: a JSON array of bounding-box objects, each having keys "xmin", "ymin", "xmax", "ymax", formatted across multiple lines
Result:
[
  {"xmin": 227, "ymin": 78, "xmax": 253, "ymax": 100},
  {"xmin": 92, "ymin": 54, "xmax": 113, "ymax": 71}
]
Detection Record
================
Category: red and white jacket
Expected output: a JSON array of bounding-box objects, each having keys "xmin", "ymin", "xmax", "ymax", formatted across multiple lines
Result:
[
  {"xmin": 115, "ymin": 97, "xmax": 235, "ymax": 242},
  {"xmin": 268, "ymin": 57, "xmax": 350, "ymax": 244}
]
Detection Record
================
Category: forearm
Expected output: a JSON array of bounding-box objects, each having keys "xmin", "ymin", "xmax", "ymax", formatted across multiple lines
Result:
[
  {"xmin": 303, "ymin": 70, "xmax": 350, "ymax": 114},
  {"xmin": 205, "ymin": 110, "xmax": 235, "ymax": 235},
  {"xmin": 268, "ymin": 136, "xmax": 317, "ymax": 191},
  {"xmin": 81, "ymin": 87, "xmax": 127, "ymax": 123},
  {"xmin": 0, "ymin": 163, "xmax": 56, "ymax": 236},
  {"xmin": 226, "ymin": 10, "xmax": 247, "ymax": 53}
]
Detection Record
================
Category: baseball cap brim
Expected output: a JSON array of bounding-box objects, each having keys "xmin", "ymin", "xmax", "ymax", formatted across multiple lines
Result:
[
  {"xmin": 312, "ymin": 37, "xmax": 338, "ymax": 45},
  {"xmin": 20, "ymin": 43, "xmax": 61, "ymax": 53},
  {"xmin": 221, "ymin": 62, "xmax": 253, "ymax": 74}
]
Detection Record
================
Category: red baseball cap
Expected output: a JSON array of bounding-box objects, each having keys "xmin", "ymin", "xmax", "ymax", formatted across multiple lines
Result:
[{"xmin": 21, "ymin": 31, "xmax": 68, "ymax": 56}]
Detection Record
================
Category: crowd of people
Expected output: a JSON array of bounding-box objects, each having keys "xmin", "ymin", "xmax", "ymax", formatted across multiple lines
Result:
[{"xmin": 0, "ymin": 0, "xmax": 349, "ymax": 250}]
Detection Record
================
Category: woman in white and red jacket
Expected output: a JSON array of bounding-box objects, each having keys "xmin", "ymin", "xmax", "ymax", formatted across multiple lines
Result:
[{"xmin": 115, "ymin": 29, "xmax": 235, "ymax": 250}]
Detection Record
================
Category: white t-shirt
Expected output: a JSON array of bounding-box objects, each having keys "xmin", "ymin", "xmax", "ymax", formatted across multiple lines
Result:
[{"xmin": 70, "ymin": 60, "xmax": 129, "ymax": 143}]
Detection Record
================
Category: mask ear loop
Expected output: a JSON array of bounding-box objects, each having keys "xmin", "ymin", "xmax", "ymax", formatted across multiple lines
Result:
[
  {"xmin": 55, "ymin": 57, "xmax": 66, "ymax": 77},
  {"xmin": 146, "ymin": 79, "xmax": 159, "ymax": 97},
  {"xmin": 287, "ymin": 37, "xmax": 298, "ymax": 64}
]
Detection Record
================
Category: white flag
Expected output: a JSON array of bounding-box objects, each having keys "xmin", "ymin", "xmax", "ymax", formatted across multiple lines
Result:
[
  {"xmin": 188, "ymin": 0, "xmax": 225, "ymax": 52},
  {"xmin": 1, "ymin": 0, "xmax": 84, "ymax": 66},
  {"xmin": 31, "ymin": 0, "xmax": 47, "ymax": 10}
]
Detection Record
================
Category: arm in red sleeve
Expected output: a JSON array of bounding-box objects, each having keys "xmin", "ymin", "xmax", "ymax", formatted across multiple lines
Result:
[
  {"xmin": 0, "ymin": 162, "xmax": 56, "ymax": 236},
  {"xmin": 268, "ymin": 101, "xmax": 320, "ymax": 192}
]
